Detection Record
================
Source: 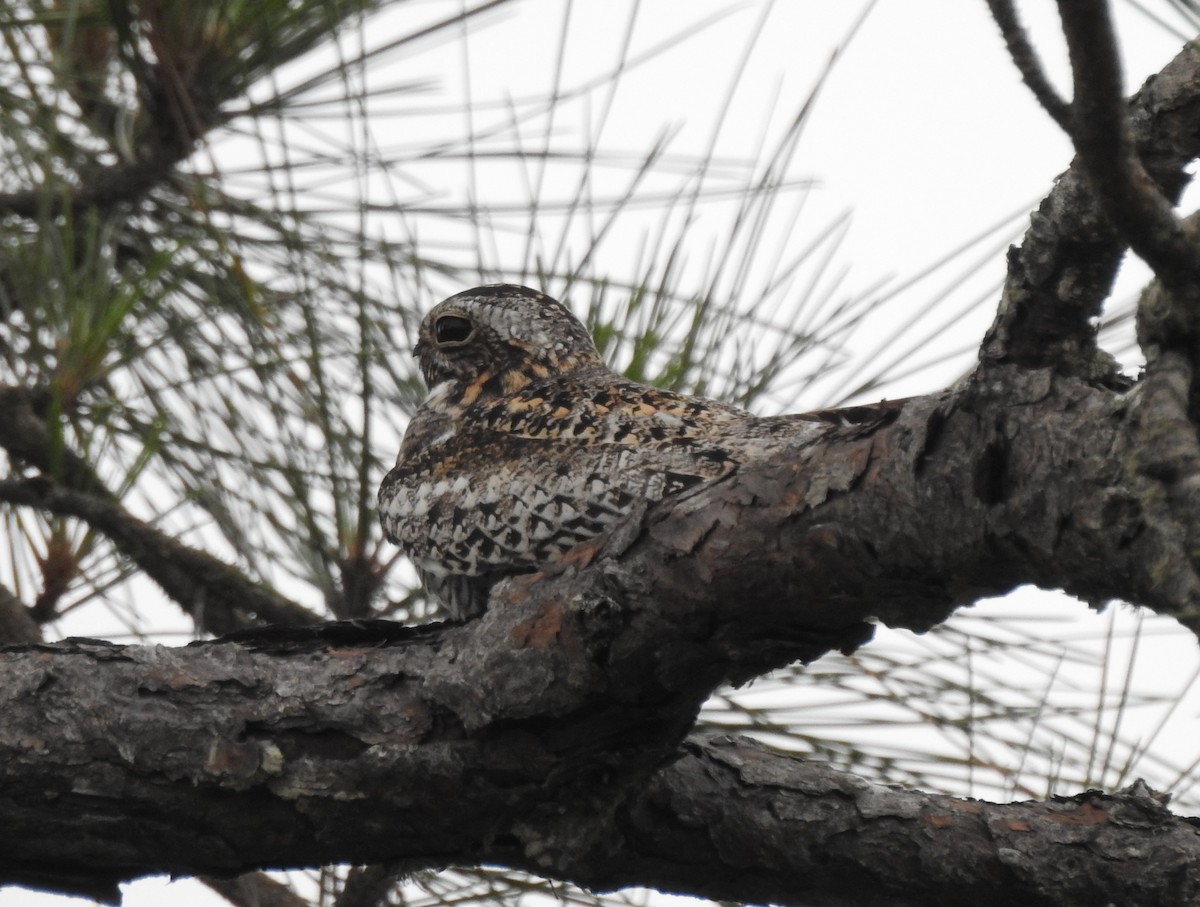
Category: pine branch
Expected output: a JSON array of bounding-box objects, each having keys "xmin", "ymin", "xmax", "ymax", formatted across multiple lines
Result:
[
  {"xmin": 0, "ymin": 388, "xmax": 317, "ymax": 633},
  {"xmin": 980, "ymin": 41, "xmax": 1200, "ymax": 374},
  {"xmin": 1, "ymin": 627, "xmax": 1196, "ymax": 906}
]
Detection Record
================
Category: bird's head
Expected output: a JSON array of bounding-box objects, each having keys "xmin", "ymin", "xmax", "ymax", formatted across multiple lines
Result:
[{"xmin": 414, "ymin": 285, "xmax": 604, "ymax": 397}]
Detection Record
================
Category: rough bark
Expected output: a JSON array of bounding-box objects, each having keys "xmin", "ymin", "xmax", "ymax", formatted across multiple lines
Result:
[
  {"xmin": 2, "ymin": 627, "xmax": 1199, "ymax": 907},
  {"xmin": 980, "ymin": 38, "xmax": 1200, "ymax": 374}
]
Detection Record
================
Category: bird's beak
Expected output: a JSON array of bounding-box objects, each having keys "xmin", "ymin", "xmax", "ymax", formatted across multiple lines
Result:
[{"xmin": 412, "ymin": 339, "xmax": 426, "ymax": 359}]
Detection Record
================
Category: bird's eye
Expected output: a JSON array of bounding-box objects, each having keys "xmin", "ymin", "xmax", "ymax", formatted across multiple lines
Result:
[{"xmin": 434, "ymin": 315, "xmax": 474, "ymax": 346}]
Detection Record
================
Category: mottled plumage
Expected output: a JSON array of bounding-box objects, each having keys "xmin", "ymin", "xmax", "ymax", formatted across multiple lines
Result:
[{"xmin": 379, "ymin": 284, "xmax": 845, "ymax": 618}]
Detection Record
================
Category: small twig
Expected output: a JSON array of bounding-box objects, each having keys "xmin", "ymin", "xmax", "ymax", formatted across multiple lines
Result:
[
  {"xmin": 984, "ymin": 0, "xmax": 1073, "ymax": 132},
  {"xmin": 335, "ymin": 866, "xmax": 404, "ymax": 907},
  {"xmin": 0, "ymin": 582, "xmax": 41, "ymax": 644},
  {"xmin": 1055, "ymin": 0, "xmax": 1198, "ymax": 286},
  {"xmin": 202, "ymin": 873, "xmax": 313, "ymax": 907},
  {"xmin": 978, "ymin": 37, "xmax": 1200, "ymax": 374},
  {"xmin": 0, "ymin": 160, "xmax": 168, "ymax": 220}
]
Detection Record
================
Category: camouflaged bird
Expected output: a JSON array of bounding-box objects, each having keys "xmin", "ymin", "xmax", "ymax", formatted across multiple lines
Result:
[{"xmin": 378, "ymin": 284, "xmax": 883, "ymax": 619}]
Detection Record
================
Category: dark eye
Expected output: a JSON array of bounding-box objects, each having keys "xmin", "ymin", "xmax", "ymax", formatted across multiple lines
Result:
[{"xmin": 434, "ymin": 314, "xmax": 474, "ymax": 345}]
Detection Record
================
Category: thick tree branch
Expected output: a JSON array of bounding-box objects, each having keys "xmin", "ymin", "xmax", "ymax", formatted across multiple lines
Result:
[
  {"xmin": 0, "ymin": 632, "xmax": 1196, "ymax": 907},
  {"xmin": 607, "ymin": 738, "xmax": 1200, "ymax": 907}
]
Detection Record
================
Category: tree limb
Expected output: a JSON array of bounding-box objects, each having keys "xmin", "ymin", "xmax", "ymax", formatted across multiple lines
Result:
[
  {"xmin": 0, "ymin": 582, "xmax": 40, "ymax": 645},
  {"xmin": 0, "ymin": 477, "xmax": 316, "ymax": 633},
  {"xmin": 333, "ymin": 866, "xmax": 406, "ymax": 907},
  {"xmin": 0, "ymin": 369, "xmax": 1195, "ymax": 906},
  {"xmin": 980, "ymin": 41, "xmax": 1200, "ymax": 374},
  {"xmin": 1055, "ymin": 1, "xmax": 1199, "ymax": 285},
  {"xmin": 0, "ymin": 630, "xmax": 1196, "ymax": 907},
  {"xmin": 0, "ymin": 160, "xmax": 177, "ymax": 222},
  {"xmin": 607, "ymin": 738, "xmax": 1200, "ymax": 907},
  {"xmin": 201, "ymin": 872, "xmax": 315, "ymax": 907},
  {"xmin": 984, "ymin": 0, "xmax": 1072, "ymax": 131}
]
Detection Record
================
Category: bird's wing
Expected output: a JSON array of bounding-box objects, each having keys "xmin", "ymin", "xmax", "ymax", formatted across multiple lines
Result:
[
  {"xmin": 380, "ymin": 426, "xmax": 731, "ymax": 562},
  {"xmin": 473, "ymin": 375, "xmax": 763, "ymax": 443}
]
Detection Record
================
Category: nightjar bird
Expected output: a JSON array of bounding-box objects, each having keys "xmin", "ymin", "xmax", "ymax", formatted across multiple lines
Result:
[{"xmin": 378, "ymin": 284, "xmax": 844, "ymax": 619}]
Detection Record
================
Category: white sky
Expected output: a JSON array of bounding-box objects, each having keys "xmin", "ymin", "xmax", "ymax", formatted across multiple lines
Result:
[{"xmin": 5, "ymin": 2, "xmax": 1199, "ymax": 905}]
